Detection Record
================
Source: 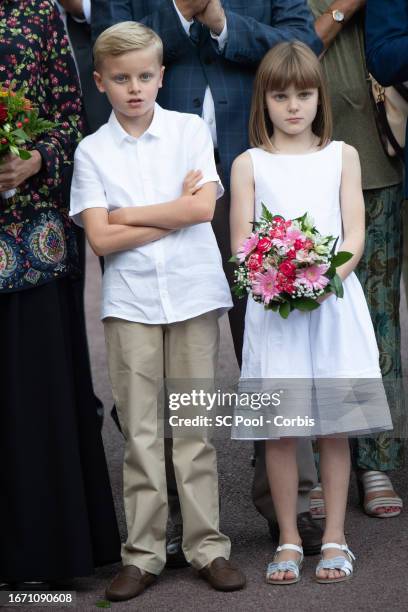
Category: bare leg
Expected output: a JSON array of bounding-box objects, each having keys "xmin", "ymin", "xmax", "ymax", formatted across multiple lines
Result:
[
  {"xmin": 318, "ymin": 437, "xmax": 351, "ymax": 580},
  {"xmin": 265, "ymin": 438, "xmax": 301, "ymax": 581}
]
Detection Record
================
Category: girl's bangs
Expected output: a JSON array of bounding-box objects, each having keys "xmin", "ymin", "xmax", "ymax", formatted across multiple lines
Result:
[{"xmin": 265, "ymin": 55, "xmax": 320, "ymax": 92}]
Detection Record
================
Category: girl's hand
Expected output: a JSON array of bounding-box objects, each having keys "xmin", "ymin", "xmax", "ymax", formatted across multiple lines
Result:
[
  {"xmin": 317, "ymin": 292, "xmax": 333, "ymax": 305},
  {"xmin": 182, "ymin": 170, "xmax": 203, "ymax": 196},
  {"xmin": 0, "ymin": 151, "xmax": 42, "ymax": 191}
]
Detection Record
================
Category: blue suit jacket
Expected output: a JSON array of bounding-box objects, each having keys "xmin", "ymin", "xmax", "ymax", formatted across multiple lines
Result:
[
  {"xmin": 92, "ymin": 0, "xmax": 322, "ymax": 187},
  {"xmin": 366, "ymin": 0, "xmax": 408, "ymax": 197}
]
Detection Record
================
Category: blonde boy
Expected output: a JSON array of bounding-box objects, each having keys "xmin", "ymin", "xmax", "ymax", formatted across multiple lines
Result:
[{"xmin": 70, "ymin": 22, "xmax": 245, "ymax": 602}]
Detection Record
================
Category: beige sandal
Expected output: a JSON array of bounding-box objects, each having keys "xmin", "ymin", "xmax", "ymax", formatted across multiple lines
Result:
[
  {"xmin": 358, "ymin": 470, "xmax": 403, "ymax": 518},
  {"xmin": 310, "ymin": 483, "xmax": 326, "ymax": 519}
]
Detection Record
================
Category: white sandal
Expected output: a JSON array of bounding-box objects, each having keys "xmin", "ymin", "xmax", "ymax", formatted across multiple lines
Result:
[
  {"xmin": 310, "ymin": 483, "xmax": 326, "ymax": 519},
  {"xmin": 266, "ymin": 544, "xmax": 303, "ymax": 585},
  {"xmin": 315, "ymin": 543, "xmax": 356, "ymax": 584},
  {"xmin": 358, "ymin": 470, "xmax": 403, "ymax": 518}
]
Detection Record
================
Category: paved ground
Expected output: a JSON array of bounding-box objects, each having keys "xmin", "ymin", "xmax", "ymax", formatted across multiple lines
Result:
[{"xmin": 68, "ymin": 247, "xmax": 408, "ymax": 612}]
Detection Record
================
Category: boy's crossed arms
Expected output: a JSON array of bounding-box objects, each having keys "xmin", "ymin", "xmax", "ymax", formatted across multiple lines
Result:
[{"xmin": 82, "ymin": 170, "xmax": 216, "ymax": 256}]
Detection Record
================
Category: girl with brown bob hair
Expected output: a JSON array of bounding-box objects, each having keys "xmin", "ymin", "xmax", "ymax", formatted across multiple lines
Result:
[
  {"xmin": 230, "ymin": 41, "xmax": 392, "ymax": 587},
  {"xmin": 249, "ymin": 40, "xmax": 332, "ymax": 150}
]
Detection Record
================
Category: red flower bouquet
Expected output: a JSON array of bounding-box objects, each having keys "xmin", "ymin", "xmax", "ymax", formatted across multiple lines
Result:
[
  {"xmin": 231, "ymin": 204, "xmax": 353, "ymax": 318},
  {"xmin": 0, "ymin": 83, "xmax": 56, "ymax": 200}
]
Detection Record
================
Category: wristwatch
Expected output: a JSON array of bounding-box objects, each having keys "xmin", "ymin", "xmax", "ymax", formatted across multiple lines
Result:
[{"xmin": 325, "ymin": 9, "xmax": 345, "ymax": 23}]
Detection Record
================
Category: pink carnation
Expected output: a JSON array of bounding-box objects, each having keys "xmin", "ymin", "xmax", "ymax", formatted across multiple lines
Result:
[
  {"xmin": 252, "ymin": 268, "xmax": 280, "ymax": 304},
  {"xmin": 286, "ymin": 227, "xmax": 303, "ymax": 244},
  {"xmin": 296, "ymin": 264, "xmax": 330, "ymax": 291},
  {"xmin": 237, "ymin": 233, "xmax": 258, "ymax": 262},
  {"xmin": 257, "ymin": 237, "xmax": 272, "ymax": 253}
]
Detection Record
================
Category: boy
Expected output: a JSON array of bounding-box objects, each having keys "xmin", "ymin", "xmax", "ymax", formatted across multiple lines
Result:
[{"xmin": 70, "ymin": 21, "xmax": 245, "ymax": 602}]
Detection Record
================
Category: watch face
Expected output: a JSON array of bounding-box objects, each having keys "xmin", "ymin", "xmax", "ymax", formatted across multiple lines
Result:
[{"xmin": 332, "ymin": 9, "xmax": 345, "ymax": 22}]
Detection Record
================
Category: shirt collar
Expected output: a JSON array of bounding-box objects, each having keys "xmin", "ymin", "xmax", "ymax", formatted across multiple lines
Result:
[{"xmin": 108, "ymin": 103, "xmax": 164, "ymax": 145}]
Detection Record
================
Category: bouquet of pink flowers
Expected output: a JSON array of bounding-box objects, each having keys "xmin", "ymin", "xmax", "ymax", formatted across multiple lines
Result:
[{"xmin": 231, "ymin": 204, "xmax": 353, "ymax": 318}]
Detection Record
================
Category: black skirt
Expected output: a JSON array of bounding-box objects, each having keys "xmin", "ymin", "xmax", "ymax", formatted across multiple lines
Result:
[{"xmin": 0, "ymin": 278, "xmax": 121, "ymax": 582}]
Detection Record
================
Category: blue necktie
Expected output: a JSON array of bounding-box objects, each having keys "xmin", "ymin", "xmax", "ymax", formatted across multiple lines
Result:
[{"xmin": 189, "ymin": 20, "xmax": 202, "ymax": 45}]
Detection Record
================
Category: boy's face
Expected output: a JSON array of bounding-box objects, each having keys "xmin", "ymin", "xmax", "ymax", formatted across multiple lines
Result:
[{"xmin": 94, "ymin": 47, "xmax": 164, "ymax": 128}]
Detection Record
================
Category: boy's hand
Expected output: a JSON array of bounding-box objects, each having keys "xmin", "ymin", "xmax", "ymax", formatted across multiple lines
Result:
[
  {"xmin": 182, "ymin": 169, "xmax": 203, "ymax": 196},
  {"xmin": 108, "ymin": 208, "xmax": 126, "ymax": 225}
]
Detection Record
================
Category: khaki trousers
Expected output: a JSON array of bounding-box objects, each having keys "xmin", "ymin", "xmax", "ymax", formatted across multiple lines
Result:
[{"xmin": 104, "ymin": 311, "xmax": 230, "ymax": 575}]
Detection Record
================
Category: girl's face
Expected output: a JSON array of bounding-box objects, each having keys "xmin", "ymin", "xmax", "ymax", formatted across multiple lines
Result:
[{"xmin": 265, "ymin": 84, "xmax": 319, "ymax": 138}]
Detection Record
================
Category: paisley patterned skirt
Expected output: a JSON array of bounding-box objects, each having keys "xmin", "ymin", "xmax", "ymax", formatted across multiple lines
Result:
[
  {"xmin": 0, "ymin": 278, "xmax": 120, "ymax": 581},
  {"xmin": 352, "ymin": 184, "xmax": 406, "ymax": 471}
]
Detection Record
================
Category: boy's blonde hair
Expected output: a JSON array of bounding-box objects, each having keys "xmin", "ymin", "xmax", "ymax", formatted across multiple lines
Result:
[
  {"xmin": 249, "ymin": 41, "xmax": 332, "ymax": 149},
  {"xmin": 93, "ymin": 21, "xmax": 163, "ymax": 70}
]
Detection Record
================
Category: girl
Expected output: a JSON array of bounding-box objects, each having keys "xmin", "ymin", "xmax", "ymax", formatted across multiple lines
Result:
[{"xmin": 230, "ymin": 41, "xmax": 392, "ymax": 584}]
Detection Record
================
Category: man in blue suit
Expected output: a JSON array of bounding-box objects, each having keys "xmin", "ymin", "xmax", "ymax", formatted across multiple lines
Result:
[{"xmin": 92, "ymin": 0, "xmax": 324, "ymax": 565}]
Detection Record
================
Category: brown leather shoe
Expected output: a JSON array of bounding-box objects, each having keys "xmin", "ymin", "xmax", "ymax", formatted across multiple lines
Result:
[
  {"xmin": 198, "ymin": 557, "xmax": 246, "ymax": 591},
  {"xmin": 105, "ymin": 565, "xmax": 156, "ymax": 602}
]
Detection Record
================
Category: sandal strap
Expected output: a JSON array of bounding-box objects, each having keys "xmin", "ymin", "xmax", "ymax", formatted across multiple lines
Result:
[
  {"xmin": 360, "ymin": 471, "xmax": 394, "ymax": 491},
  {"xmin": 316, "ymin": 556, "xmax": 353, "ymax": 577},
  {"xmin": 360, "ymin": 471, "xmax": 403, "ymax": 509},
  {"xmin": 312, "ymin": 483, "xmax": 323, "ymax": 492},
  {"xmin": 310, "ymin": 500, "xmax": 325, "ymax": 508},
  {"xmin": 365, "ymin": 496, "xmax": 403, "ymax": 512},
  {"xmin": 267, "ymin": 560, "xmax": 301, "ymax": 578},
  {"xmin": 276, "ymin": 544, "xmax": 303, "ymax": 555},
  {"xmin": 321, "ymin": 543, "xmax": 356, "ymax": 561}
]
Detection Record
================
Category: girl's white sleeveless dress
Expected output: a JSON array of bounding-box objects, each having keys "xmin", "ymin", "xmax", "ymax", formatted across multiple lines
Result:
[{"xmin": 233, "ymin": 142, "xmax": 393, "ymax": 439}]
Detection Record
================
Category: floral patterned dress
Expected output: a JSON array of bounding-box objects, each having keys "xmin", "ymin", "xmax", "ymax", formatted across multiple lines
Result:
[
  {"xmin": 0, "ymin": 0, "xmax": 81, "ymax": 292},
  {"xmin": 0, "ymin": 1, "xmax": 120, "ymax": 582}
]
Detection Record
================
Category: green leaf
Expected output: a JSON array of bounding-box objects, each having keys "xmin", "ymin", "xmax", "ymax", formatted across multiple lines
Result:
[
  {"xmin": 329, "ymin": 273, "xmax": 344, "ymax": 298},
  {"xmin": 11, "ymin": 128, "xmax": 30, "ymax": 140},
  {"xmin": 265, "ymin": 301, "xmax": 279, "ymax": 312},
  {"xmin": 279, "ymin": 302, "xmax": 290, "ymax": 319},
  {"xmin": 18, "ymin": 149, "xmax": 31, "ymax": 160},
  {"xmin": 228, "ymin": 254, "xmax": 239, "ymax": 264},
  {"xmin": 231, "ymin": 285, "xmax": 246, "ymax": 299},
  {"xmin": 330, "ymin": 236, "xmax": 339, "ymax": 255},
  {"xmin": 10, "ymin": 145, "xmax": 20, "ymax": 156},
  {"xmin": 293, "ymin": 297, "xmax": 320, "ymax": 312},
  {"xmin": 293, "ymin": 212, "xmax": 307, "ymax": 224},
  {"xmin": 261, "ymin": 202, "xmax": 273, "ymax": 222},
  {"xmin": 331, "ymin": 251, "xmax": 353, "ymax": 267},
  {"xmin": 95, "ymin": 600, "xmax": 111, "ymax": 608},
  {"xmin": 324, "ymin": 265, "xmax": 336, "ymax": 279}
]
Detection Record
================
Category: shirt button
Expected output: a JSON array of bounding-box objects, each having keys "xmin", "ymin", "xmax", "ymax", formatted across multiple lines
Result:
[{"xmin": 208, "ymin": 118, "xmax": 214, "ymax": 125}]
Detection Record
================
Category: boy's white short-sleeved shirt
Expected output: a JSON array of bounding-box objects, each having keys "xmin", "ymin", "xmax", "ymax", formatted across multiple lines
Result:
[{"xmin": 70, "ymin": 103, "xmax": 233, "ymax": 324}]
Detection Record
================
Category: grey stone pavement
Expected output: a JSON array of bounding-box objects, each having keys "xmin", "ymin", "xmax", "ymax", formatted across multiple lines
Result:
[{"xmin": 72, "ymin": 247, "xmax": 407, "ymax": 612}]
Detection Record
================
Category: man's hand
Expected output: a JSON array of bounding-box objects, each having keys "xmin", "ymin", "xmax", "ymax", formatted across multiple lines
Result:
[
  {"xmin": 0, "ymin": 151, "xmax": 42, "ymax": 191},
  {"xmin": 175, "ymin": 0, "xmax": 210, "ymax": 22},
  {"xmin": 195, "ymin": 0, "xmax": 226, "ymax": 35},
  {"xmin": 58, "ymin": 0, "xmax": 85, "ymax": 18}
]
